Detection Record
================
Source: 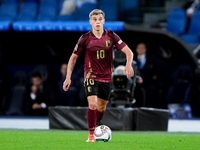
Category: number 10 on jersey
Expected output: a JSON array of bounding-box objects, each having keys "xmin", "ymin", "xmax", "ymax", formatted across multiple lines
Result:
[{"xmin": 97, "ymin": 50, "xmax": 105, "ymax": 59}]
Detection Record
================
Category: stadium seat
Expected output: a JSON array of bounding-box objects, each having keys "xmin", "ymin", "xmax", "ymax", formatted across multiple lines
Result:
[
  {"xmin": 118, "ymin": 0, "xmax": 140, "ymax": 24},
  {"xmin": 99, "ymin": 0, "xmax": 117, "ymax": 5},
  {"xmin": 187, "ymin": 10, "xmax": 200, "ymax": 35},
  {"xmin": 56, "ymin": 14, "xmax": 74, "ymax": 21},
  {"xmin": 121, "ymin": 0, "xmax": 138, "ymax": 10},
  {"xmin": 39, "ymin": 0, "xmax": 57, "ymax": 5},
  {"xmin": 16, "ymin": 2, "xmax": 38, "ymax": 21},
  {"xmin": 99, "ymin": 2, "xmax": 118, "ymax": 21},
  {"xmin": 27, "ymin": 0, "xmax": 38, "ymax": 2},
  {"xmin": 36, "ymin": 4, "xmax": 57, "ymax": 21},
  {"xmin": 166, "ymin": 9, "xmax": 187, "ymax": 35},
  {"xmin": 0, "ymin": 2, "xmax": 18, "ymax": 22},
  {"xmin": 76, "ymin": 2, "xmax": 97, "ymax": 20},
  {"xmin": 1, "ymin": 0, "xmax": 16, "ymax": 2}
]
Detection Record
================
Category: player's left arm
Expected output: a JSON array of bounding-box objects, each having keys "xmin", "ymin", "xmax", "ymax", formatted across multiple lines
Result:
[{"xmin": 121, "ymin": 45, "xmax": 134, "ymax": 79}]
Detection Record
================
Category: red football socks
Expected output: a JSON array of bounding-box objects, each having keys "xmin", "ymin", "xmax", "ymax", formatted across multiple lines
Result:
[
  {"xmin": 87, "ymin": 108, "xmax": 105, "ymax": 135},
  {"xmin": 87, "ymin": 108, "xmax": 97, "ymax": 135},
  {"xmin": 96, "ymin": 109, "xmax": 104, "ymax": 126}
]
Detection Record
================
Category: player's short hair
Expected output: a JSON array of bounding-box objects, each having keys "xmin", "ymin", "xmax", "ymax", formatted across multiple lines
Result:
[{"xmin": 89, "ymin": 9, "xmax": 105, "ymax": 19}]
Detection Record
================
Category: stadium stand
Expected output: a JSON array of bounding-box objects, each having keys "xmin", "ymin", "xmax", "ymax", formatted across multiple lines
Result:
[
  {"xmin": 0, "ymin": 0, "xmax": 194, "ymax": 30},
  {"xmin": 99, "ymin": 2, "xmax": 118, "ymax": 21},
  {"xmin": 0, "ymin": 2, "xmax": 18, "ymax": 21},
  {"xmin": 76, "ymin": 2, "xmax": 97, "ymax": 20},
  {"xmin": 16, "ymin": 2, "xmax": 38, "ymax": 21},
  {"xmin": 121, "ymin": 0, "xmax": 138, "ymax": 10},
  {"xmin": 36, "ymin": 3, "xmax": 57, "ymax": 21}
]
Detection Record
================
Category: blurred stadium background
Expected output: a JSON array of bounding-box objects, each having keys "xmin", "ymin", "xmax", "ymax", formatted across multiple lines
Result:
[{"xmin": 0, "ymin": 0, "xmax": 200, "ymax": 131}]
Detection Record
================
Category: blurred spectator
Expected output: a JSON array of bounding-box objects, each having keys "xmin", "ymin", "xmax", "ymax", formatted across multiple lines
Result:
[
  {"xmin": 166, "ymin": 64, "xmax": 193, "ymax": 104},
  {"xmin": 60, "ymin": 0, "xmax": 97, "ymax": 15},
  {"xmin": 60, "ymin": 0, "xmax": 76, "ymax": 15},
  {"xmin": 32, "ymin": 64, "xmax": 49, "ymax": 81},
  {"xmin": 57, "ymin": 63, "xmax": 78, "ymax": 106},
  {"xmin": 186, "ymin": 0, "xmax": 200, "ymax": 18},
  {"xmin": 57, "ymin": 63, "xmax": 68, "ymax": 92},
  {"xmin": 131, "ymin": 61, "xmax": 145, "ymax": 107},
  {"xmin": 24, "ymin": 71, "xmax": 56, "ymax": 116},
  {"xmin": 0, "ymin": 43, "xmax": 11, "ymax": 115},
  {"xmin": 60, "ymin": 63, "xmax": 68, "ymax": 79},
  {"xmin": 75, "ymin": 0, "xmax": 96, "ymax": 8},
  {"xmin": 183, "ymin": 0, "xmax": 200, "ymax": 32},
  {"xmin": 134, "ymin": 42, "xmax": 165, "ymax": 108},
  {"xmin": 0, "ymin": 54, "xmax": 9, "ymax": 115}
]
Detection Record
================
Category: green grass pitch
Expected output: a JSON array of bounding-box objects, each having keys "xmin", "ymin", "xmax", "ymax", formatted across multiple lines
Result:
[{"xmin": 0, "ymin": 129, "xmax": 200, "ymax": 150}]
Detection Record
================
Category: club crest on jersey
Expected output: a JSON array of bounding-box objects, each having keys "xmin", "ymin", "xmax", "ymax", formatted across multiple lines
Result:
[{"xmin": 105, "ymin": 40, "xmax": 110, "ymax": 47}]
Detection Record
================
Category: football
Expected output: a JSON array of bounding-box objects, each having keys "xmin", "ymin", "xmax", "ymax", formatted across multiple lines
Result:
[{"xmin": 94, "ymin": 125, "xmax": 112, "ymax": 142}]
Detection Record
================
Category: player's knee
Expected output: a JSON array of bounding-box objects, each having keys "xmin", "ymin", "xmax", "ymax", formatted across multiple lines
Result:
[
  {"xmin": 87, "ymin": 96, "xmax": 97, "ymax": 110},
  {"xmin": 89, "ymin": 103, "xmax": 97, "ymax": 110},
  {"xmin": 88, "ymin": 101, "xmax": 97, "ymax": 110}
]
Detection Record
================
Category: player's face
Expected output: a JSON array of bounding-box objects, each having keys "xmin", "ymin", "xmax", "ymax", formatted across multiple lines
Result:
[
  {"xmin": 61, "ymin": 64, "xmax": 68, "ymax": 76},
  {"xmin": 89, "ymin": 14, "xmax": 105, "ymax": 31},
  {"xmin": 136, "ymin": 43, "xmax": 147, "ymax": 56}
]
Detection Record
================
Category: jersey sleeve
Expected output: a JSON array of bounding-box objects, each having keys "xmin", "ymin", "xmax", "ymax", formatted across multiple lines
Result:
[
  {"xmin": 73, "ymin": 35, "xmax": 85, "ymax": 56},
  {"xmin": 113, "ymin": 31, "xmax": 127, "ymax": 50}
]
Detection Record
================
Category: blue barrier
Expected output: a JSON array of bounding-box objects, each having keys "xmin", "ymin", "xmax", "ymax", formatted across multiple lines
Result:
[
  {"xmin": 0, "ymin": 22, "xmax": 10, "ymax": 31},
  {"xmin": 12, "ymin": 21, "xmax": 124, "ymax": 31}
]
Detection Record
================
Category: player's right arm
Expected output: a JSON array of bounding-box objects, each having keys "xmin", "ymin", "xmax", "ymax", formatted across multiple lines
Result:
[{"xmin": 63, "ymin": 53, "xmax": 79, "ymax": 91}]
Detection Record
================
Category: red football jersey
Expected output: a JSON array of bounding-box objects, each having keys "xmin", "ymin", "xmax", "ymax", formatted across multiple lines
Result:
[{"xmin": 73, "ymin": 29, "xmax": 126, "ymax": 83}]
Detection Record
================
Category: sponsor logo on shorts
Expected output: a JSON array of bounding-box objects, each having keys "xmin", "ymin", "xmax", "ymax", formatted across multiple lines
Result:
[{"xmin": 88, "ymin": 86, "xmax": 92, "ymax": 92}]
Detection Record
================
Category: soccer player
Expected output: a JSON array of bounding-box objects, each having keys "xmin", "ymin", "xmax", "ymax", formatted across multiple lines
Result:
[{"xmin": 63, "ymin": 9, "xmax": 134, "ymax": 142}]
